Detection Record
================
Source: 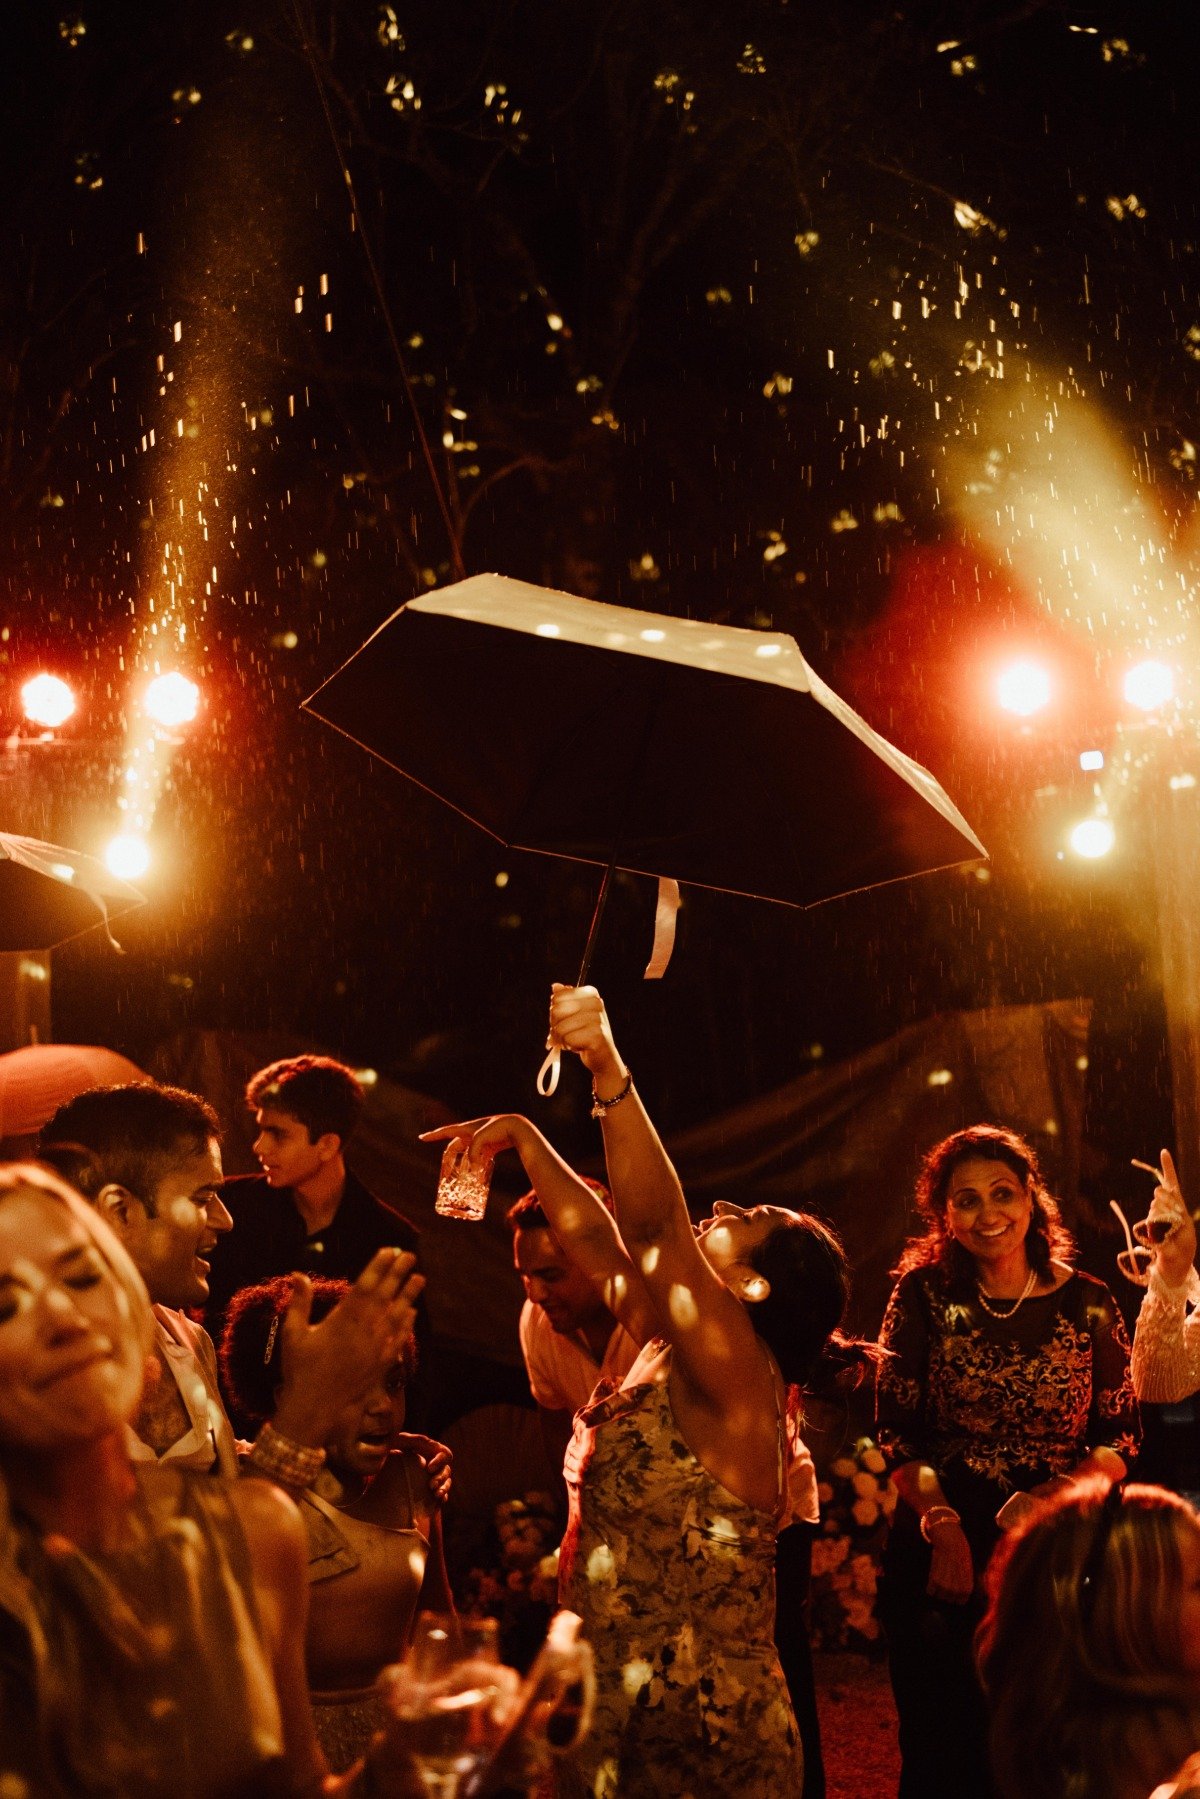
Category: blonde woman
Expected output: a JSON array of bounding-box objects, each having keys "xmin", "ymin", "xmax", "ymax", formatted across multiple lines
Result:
[
  {"xmin": 0, "ymin": 1162, "xmax": 425, "ymax": 1797},
  {"xmin": 977, "ymin": 1478, "xmax": 1200, "ymax": 1799}
]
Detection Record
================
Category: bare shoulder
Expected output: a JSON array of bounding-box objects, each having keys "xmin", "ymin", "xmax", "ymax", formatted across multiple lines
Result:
[{"xmin": 227, "ymin": 1477, "xmax": 308, "ymax": 1579}]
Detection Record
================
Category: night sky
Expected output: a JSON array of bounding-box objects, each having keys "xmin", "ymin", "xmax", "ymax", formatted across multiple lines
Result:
[{"xmin": 2, "ymin": 0, "xmax": 1197, "ymax": 1174}]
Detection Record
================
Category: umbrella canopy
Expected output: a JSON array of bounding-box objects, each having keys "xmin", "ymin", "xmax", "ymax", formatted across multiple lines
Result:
[
  {"xmin": 0, "ymin": 1043, "xmax": 147, "ymax": 1138},
  {"xmin": 304, "ymin": 574, "xmax": 986, "ymax": 910},
  {"xmin": 0, "ymin": 834, "xmax": 146, "ymax": 953}
]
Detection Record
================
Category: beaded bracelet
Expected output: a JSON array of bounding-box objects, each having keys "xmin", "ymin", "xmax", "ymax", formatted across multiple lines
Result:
[
  {"xmin": 246, "ymin": 1420, "xmax": 326, "ymax": 1488},
  {"xmin": 591, "ymin": 1068, "xmax": 633, "ymax": 1120}
]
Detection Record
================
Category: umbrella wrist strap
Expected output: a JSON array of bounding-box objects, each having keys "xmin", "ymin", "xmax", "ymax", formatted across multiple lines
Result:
[{"xmin": 537, "ymin": 1044, "xmax": 562, "ymax": 1097}]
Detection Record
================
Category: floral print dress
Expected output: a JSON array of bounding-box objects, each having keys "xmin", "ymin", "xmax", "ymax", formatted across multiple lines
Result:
[{"xmin": 558, "ymin": 1340, "xmax": 803, "ymax": 1799}]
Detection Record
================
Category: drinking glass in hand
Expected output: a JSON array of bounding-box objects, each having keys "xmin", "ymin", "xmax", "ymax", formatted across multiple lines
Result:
[
  {"xmin": 388, "ymin": 1614, "xmax": 502, "ymax": 1797},
  {"xmin": 434, "ymin": 1144, "xmax": 493, "ymax": 1222}
]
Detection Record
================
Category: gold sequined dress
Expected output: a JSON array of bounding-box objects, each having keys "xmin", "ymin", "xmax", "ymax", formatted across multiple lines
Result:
[
  {"xmin": 2, "ymin": 1464, "xmax": 286, "ymax": 1797},
  {"xmin": 558, "ymin": 1341, "xmax": 802, "ymax": 1799}
]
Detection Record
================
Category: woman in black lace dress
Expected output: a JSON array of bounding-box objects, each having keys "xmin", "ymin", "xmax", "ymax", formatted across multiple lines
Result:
[{"xmin": 875, "ymin": 1125, "xmax": 1139, "ymax": 1798}]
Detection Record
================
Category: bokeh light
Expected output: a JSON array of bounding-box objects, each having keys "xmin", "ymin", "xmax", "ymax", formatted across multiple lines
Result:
[
  {"xmin": 996, "ymin": 658, "xmax": 1052, "ymax": 718},
  {"xmin": 1069, "ymin": 818, "xmax": 1115, "ymax": 860},
  {"xmin": 1123, "ymin": 660, "xmax": 1174, "ymax": 713},
  {"xmin": 105, "ymin": 834, "xmax": 152, "ymax": 881},
  {"xmin": 20, "ymin": 673, "xmax": 75, "ymax": 728},
  {"xmin": 143, "ymin": 671, "xmax": 201, "ymax": 727}
]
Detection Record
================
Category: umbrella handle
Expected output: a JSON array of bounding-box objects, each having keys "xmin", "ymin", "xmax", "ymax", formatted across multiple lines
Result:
[{"xmin": 537, "ymin": 1043, "xmax": 562, "ymax": 1097}]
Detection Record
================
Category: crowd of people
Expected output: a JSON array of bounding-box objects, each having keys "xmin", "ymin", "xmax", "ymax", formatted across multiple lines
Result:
[{"xmin": 5, "ymin": 980, "xmax": 1200, "ymax": 1796}]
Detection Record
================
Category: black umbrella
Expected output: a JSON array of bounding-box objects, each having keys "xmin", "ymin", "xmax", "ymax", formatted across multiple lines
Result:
[
  {"xmin": 0, "ymin": 834, "xmax": 146, "ymax": 953},
  {"xmin": 304, "ymin": 575, "xmax": 985, "ymax": 1085}
]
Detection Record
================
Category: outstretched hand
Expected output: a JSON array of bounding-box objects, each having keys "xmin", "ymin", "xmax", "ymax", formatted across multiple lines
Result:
[
  {"xmin": 272, "ymin": 1247, "xmax": 423, "ymax": 1451},
  {"xmin": 420, "ymin": 1112, "xmax": 537, "ymax": 1175},
  {"xmin": 547, "ymin": 984, "xmax": 624, "ymax": 1083}
]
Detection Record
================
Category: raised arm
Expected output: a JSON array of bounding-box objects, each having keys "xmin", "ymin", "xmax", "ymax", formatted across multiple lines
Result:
[
  {"xmin": 1131, "ymin": 1149, "xmax": 1200, "ymax": 1404},
  {"xmin": 420, "ymin": 1112, "xmax": 657, "ymax": 1346},
  {"xmin": 548, "ymin": 986, "xmax": 776, "ymax": 1432}
]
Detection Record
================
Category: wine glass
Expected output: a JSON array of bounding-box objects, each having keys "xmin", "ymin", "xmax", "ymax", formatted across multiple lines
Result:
[{"xmin": 389, "ymin": 1614, "xmax": 501, "ymax": 1797}]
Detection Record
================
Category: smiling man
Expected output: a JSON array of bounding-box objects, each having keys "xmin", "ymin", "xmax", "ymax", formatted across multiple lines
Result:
[
  {"xmin": 202, "ymin": 1056, "xmax": 421, "ymax": 1409},
  {"xmin": 39, "ymin": 1079, "xmax": 426, "ymax": 1492},
  {"xmin": 509, "ymin": 1184, "xmax": 643, "ymax": 1476},
  {"xmin": 39, "ymin": 1082, "xmax": 241, "ymax": 1474}
]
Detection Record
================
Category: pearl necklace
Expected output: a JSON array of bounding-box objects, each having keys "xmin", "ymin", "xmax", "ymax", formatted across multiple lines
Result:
[{"xmin": 975, "ymin": 1267, "xmax": 1037, "ymax": 1319}]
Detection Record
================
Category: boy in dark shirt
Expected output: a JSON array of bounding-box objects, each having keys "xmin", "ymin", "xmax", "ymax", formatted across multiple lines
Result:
[{"xmin": 205, "ymin": 1056, "xmax": 421, "ymax": 1363}]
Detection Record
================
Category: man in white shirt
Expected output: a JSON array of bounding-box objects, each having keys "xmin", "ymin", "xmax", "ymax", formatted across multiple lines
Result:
[{"xmin": 509, "ymin": 1184, "xmax": 644, "ymax": 1475}]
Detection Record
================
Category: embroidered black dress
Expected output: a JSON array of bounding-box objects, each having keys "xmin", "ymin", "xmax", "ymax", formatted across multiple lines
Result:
[{"xmin": 875, "ymin": 1267, "xmax": 1139, "ymax": 1799}]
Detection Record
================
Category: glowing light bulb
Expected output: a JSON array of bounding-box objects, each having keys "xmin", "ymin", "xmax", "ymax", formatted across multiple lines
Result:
[
  {"xmin": 105, "ymin": 834, "xmax": 151, "ymax": 880},
  {"xmin": 143, "ymin": 672, "xmax": 200, "ymax": 727},
  {"xmin": 995, "ymin": 658, "xmax": 1051, "ymax": 717},
  {"xmin": 1069, "ymin": 818, "xmax": 1115, "ymax": 860},
  {"xmin": 21, "ymin": 673, "xmax": 75, "ymax": 728},
  {"xmin": 1124, "ymin": 660, "xmax": 1174, "ymax": 712}
]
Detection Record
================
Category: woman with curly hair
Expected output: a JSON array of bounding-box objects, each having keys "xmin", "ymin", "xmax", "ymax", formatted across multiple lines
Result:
[
  {"xmin": 977, "ymin": 1478, "xmax": 1200, "ymax": 1799},
  {"xmin": 220, "ymin": 1276, "xmax": 454, "ymax": 1774},
  {"xmin": 875, "ymin": 1124, "xmax": 1139, "ymax": 1797}
]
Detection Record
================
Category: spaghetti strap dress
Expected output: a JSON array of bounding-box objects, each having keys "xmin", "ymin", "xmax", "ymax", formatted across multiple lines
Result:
[{"xmin": 557, "ymin": 1340, "xmax": 803, "ymax": 1799}]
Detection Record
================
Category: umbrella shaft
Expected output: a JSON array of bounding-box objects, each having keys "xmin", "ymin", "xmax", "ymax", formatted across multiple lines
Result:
[{"xmin": 576, "ymin": 858, "xmax": 616, "ymax": 986}]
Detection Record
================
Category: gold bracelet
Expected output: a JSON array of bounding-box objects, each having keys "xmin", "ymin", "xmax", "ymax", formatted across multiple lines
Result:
[
  {"xmin": 920, "ymin": 1504, "xmax": 962, "ymax": 1542},
  {"xmin": 591, "ymin": 1069, "xmax": 633, "ymax": 1120}
]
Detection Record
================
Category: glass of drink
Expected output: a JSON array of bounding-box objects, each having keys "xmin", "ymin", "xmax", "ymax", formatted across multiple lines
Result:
[
  {"xmin": 385, "ymin": 1615, "xmax": 503, "ymax": 1797},
  {"xmin": 434, "ymin": 1142, "xmax": 493, "ymax": 1221}
]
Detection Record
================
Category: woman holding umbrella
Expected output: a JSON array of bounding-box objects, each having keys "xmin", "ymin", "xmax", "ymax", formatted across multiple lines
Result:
[
  {"xmin": 425, "ymin": 984, "xmax": 873, "ymax": 1798},
  {"xmin": 876, "ymin": 1125, "xmax": 1139, "ymax": 1798}
]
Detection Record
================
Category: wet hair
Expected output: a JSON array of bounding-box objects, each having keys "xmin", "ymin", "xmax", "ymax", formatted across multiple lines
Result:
[
  {"xmin": 39, "ymin": 1083, "xmax": 220, "ymax": 1216},
  {"xmin": 744, "ymin": 1212, "xmax": 878, "ymax": 1393},
  {"xmin": 0, "ymin": 1162, "xmax": 154, "ymax": 1388},
  {"xmin": 507, "ymin": 1179, "xmax": 611, "ymax": 1235},
  {"xmin": 977, "ymin": 1479, "xmax": 1200, "ymax": 1799},
  {"xmin": 892, "ymin": 1123, "xmax": 1075, "ymax": 1292},
  {"xmin": 219, "ymin": 1274, "xmax": 416, "ymax": 1427},
  {"xmin": 246, "ymin": 1055, "xmax": 364, "ymax": 1148}
]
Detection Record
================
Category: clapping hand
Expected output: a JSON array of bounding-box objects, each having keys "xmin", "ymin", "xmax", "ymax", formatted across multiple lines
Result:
[{"xmin": 272, "ymin": 1248, "xmax": 423, "ymax": 1451}]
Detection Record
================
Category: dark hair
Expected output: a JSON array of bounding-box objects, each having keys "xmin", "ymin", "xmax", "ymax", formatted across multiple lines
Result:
[
  {"xmin": 892, "ymin": 1124, "xmax": 1075, "ymax": 1292},
  {"xmin": 507, "ymin": 1179, "xmax": 611, "ymax": 1235},
  {"xmin": 39, "ymin": 1083, "xmax": 220, "ymax": 1215},
  {"xmin": 219, "ymin": 1274, "xmax": 416, "ymax": 1426},
  {"xmin": 745, "ymin": 1212, "xmax": 877, "ymax": 1393},
  {"xmin": 35, "ymin": 1140, "xmax": 106, "ymax": 1200},
  {"xmin": 246, "ymin": 1056, "xmax": 364, "ymax": 1147},
  {"xmin": 978, "ymin": 1478, "xmax": 1200, "ymax": 1799}
]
